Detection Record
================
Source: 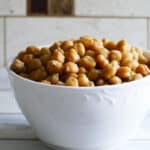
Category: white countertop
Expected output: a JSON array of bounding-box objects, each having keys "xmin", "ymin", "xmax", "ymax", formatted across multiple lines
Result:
[{"xmin": 1, "ymin": 68, "xmax": 150, "ymax": 149}]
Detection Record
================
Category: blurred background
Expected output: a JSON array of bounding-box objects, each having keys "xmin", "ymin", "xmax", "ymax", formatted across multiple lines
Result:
[{"xmin": 0, "ymin": 0, "xmax": 150, "ymax": 68}]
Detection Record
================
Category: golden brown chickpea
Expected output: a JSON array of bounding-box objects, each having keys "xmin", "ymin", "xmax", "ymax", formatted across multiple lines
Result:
[
  {"xmin": 78, "ymin": 73, "xmax": 89, "ymax": 86},
  {"xmin": 19, "ymin": 73, "xmax": 29, "ymax": 78},
  {"xmin": 88, "ymin": 68, "xmax": 101, "ymax": 81},
  {"xmin": 41, "ymin": 80, "xmax": 51, "ymax": 84},
  {"xmin": 40, "ymin": 47, "xmax": 51, "ymax": 55},
  {"xmin": 74, "ymin": 42, "xmax": 85, "ymax": 56},
  {"xmin": 17, "ymin": 51, "xmax": 26, "ymax": 60},
  {"xmin": 47, "ymin": 60, "xmax": 63, "ymax": 73},
  {"xmin": 64, "ymin": 62, "xmax": 79, "ymax": 73},
  {"xmin": 65, "ymin": 48, "xmax": 80, "ymax": 63},
  {"xmin": 105, "ymin": 41, "xmax": 116, "ymax": 50},
  {"xmin": 80, "ymin": 36, "xmax": 94, "ymax": 48},
  {"xmin": 117, "ymin": 40, "xmax": 131, "ymax": 52},
  {"xmin": 49, "ymin": 41, "xmax": 62, "ymax": 52},
  {"xmin": 102, "ymin": 38, "xmax": 109, "ymax": 47},
  {"xmin": 102, "ymin": 64, "xmax": 118, "ymax": 80},
  {"xmin": 132, "ymin": 73, "xmax": 143, "ymax": 80},
  {"xmin": 139, "ymin": 54, "xmax": 148, "ymax": 64},
  {"xmin": 96, "ymin": 78, "xmax": 106, "ymax": 86},
  {"xmin": 92, "ymin": 38, "xmax": 104, "ymax": 51},
  {"xmin": 50, "ymin": 73, "xmax": 59, "ymax": 84},
  {"xmin": 65, "ymin": 76, "xmax": 79, "ymax": 86},
  {"xmin": 57, "ymin": 81, "xmax": 64, "ymax": 86},
  {"xmin": 54, "ymin": 48, "xmax": 64, "ymax": 54},
  {"xmin": 122, "ymin": 52, "xmax": 133, "ymax": 62},
  {"xmin": 96, "ymin": 54, "xmax": 109, "ymax": 68},
  {"xmin": 121, "ymin": 60, "xmax": 139, "ymax": 71},
  {"xmin": 130, "ymin": 47, "xmax": 139, "ymax": 60},
  {"xmin": 11, "ymin": 59, "xmax": 26, "ymax": 73},
  {"xmin": 22, "ymin": 54, "xmax": 34, "ymax": 65},
  {"xmin": 94, "ymin": 48, "xmax": 109, "ymax": 58},
  {"xmin": 26, "ymin": 45, "xmax": 40, "ymax": 57},
  {"xmin": 85, "ymin": 50, "xmax": 96, "ymax": 58},
  {"xmin": 110, "ymin": 60, "xmax": 120, "ymax": 70},
  {"xmin": 79, "ymin": 55, "xmax": 96, "ymax": 69},
  {"xmin": 79, "ymin": 67, "xmax": 87, "ymax": 74},
  {"xmin": 108, "ymin": 76, "xmax": 122, "ymax": 84},
  {"xmin": 52, "ymin": 49, "xmax": 65, "ymax": 63},
  {"xmin": 88, "ymin": 81, "xmax": 95, "ymax": 87},
  {"xmin": 27, "ymin": 58, "xmax": 42, "ymax": 71},
  {"xmin": 29, "ymin": 67, "xmax": 47, "ymax": 81},
  {"xmin": 109, "ymin": 50, "xmax": 122, "ymax": 62},
  {"xmin": 40, "ymin": 54, "xmax": 51, "ymax": 65},
  {"xmin": 117, "ymin": 66, "xmax": 131, "ymax": 79},
  {"xmin": 136, "ymin": 64, "xmax": 150, "ymax": 76},
  {"xmin": 61, "ymin": 40, "xmax": 74, "ymax": 51}
]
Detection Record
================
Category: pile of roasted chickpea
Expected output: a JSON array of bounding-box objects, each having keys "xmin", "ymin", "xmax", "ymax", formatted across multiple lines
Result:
[{"xmin": 11, "ymin": 36, "xmax": 150, "ymax": 87}]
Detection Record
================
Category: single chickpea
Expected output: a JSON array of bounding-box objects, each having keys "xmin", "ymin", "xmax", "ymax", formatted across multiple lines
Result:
[
  {"xmin": 132, "ymin": 73, "xmax": 143, "ymax": 80},
  {"xmin": 139, "ymin": 54, "xmax": 148, "ymax": 64},
  {"xmin": 110, "ymin": 60, "xmax": 120, "ymax": 70},
  {"xmin": 50, "ymin": 73, "xmax": 59, "ymax": 84},
  {"xmin": 121, "ymin": 60, "xmax": 139, "ymax": 71},
  {"xmin": 11, "ymin": 59, "xmax": 26, "ymax": 73},
  {"xmin": 96, "ymin": 78, "xmax": 106, "ymax": 86},
  {"xmin": 117, "ymin": 40, "xmax": 131, "ymax": 52},
  {"xmin": 65, "ymin": 48, "xmax": 80, "ymax": 63},
  {"xmin": 26, "ymin": 45, "xmax": 40, "ymax": 57},
  {"xmin": 102, "ymin": 38, "xmax": 109, "ymax": 47},
  {"xmin": 61, "ymin": 40, "xmax": 74, "ymax": 51},
  {"xmin": 122, "ymin": 52, "xmax": 133, "ymax": 62},
  {"xmin": 88, "ymin": 81, "xmax": 95, "ymax": 87},
  {"xmin": 78, "ymin": 73, "xmax": 89, "ymax": 86},
  {"xmin": 88, "ymin": 68, "xmax": 101, "ymax": 81},
  {"xmin": 29, "ymin": 67, "xmax": 47, "ymax": 81},
  {"xmin": 102, "ymin": 64, "xmax": 118, "ymax": 80},
  {"xmin": 105, "ymin": 41, "xmax": 116, "ymax": 50},
  {"xmin": 40, "ymin": 47, "xmax": 51, "ymax": 55},
  {"xmin": 47, "ymin": 60, "xmax": 63, "ymax": 73},
  {"xmin": 19, "ymin": 73, "xmax": 29, "ymax": 78},
  {"xmin": 136, "ymin": 64, "xmax": 150, "ymax": 76},
  {"xmin": 41, "ymin": 80, "xmax": 51, "ymax": 84},
  {"xmin": 54, "ymin": 48, "xmax": 64, "ymax": 54},
  {"xmin": 79, "ymin": 67, "xmax": 87, "ymax": 74},
  {"xmin": 64, "ymin": 62, "xmax": 79, "ymax": 73},
  {"xmin": 49, "ymin": 41, "xmax": 62, "ymax": 52},
  {"xmin": 57, "ymin": 81, "xmax": 64, "ymax": 86},
  {"xmin": 17, "ymin": 51, "xmax": 26, "ymax": 60},
  {"xmin": 52, "ymin": 49, "xmax": 65, "ymax": 63},
  {"xmin": 27, "ymin": 58, "xmax": 42, "ymax": 71},
  {"xmin": 74, "ymin": 42, "xmax": 85, "ymax": 56},
  {"xmin": 65, "ymin": 76, "xmax": 79, "ymax": 86},
  {"xmin": 92, "ymin": 38, "xmax": 104, "ymax": 51},
  {"xmin": 117, "ymin": 66, "xmax": 131, "ymax": 79},
  {"xmin": 85, "ymin": 50, "xmax": 96, "ymax": 58},
  {"xmin": 96, "ymin": 54, "xmax": 109, "ymax": 68},
  {"xmin": 109, "ymin": 50, "xmax": 122, "ymax": 62},
  {"xmin": 108, "ymin": 76, "xmax": 122, "ymax": 84},
  {"xmin": 80, "ymin": 35, "xmax": 94, "ymax": 48},
  {"xmin": 94, "ymin": 48, "xmax": 109, "ymax": 58},
  {"xmin": 79, "ymin": 55, "xmax": 96, "ymax": 69},
  {"xmin": 130, "ymin": 47, "xmax": 139, "ymax": 60},
  {"xmin": 22, "ymin": 54, "xmax": 34, "ymax": 65},
  {"xmin": 40, "ymin": 54, "xmax": 51, "ymax": 65}
]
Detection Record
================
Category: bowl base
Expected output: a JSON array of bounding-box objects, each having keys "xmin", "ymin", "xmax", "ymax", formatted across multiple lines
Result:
[{"xmin": 46, "ymin": 143, "xmax": 127, "ymax": 150}]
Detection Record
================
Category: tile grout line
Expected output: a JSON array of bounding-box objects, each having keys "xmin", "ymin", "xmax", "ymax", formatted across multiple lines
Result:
[{"xmin": 3, "ymin": 17, "xmax": 6, "ymax": 67}]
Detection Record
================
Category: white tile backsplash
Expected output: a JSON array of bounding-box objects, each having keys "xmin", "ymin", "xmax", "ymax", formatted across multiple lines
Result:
[
  {"xmin": 0, "ymin": 18, "xmax": 4, "ymax": 67},
  {"xmin": 75, "ymin": 0, "xmax": 150, "ymax": 17},
  {"xmin": 0, "ymin": 0, "xmax": 26, "ymax": 16},
  {"xmin": 6, "ymin": 17, "xmax": 146, "ymax": 61}
]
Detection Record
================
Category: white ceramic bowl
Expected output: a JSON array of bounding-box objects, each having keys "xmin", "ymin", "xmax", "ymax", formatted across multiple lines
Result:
[{"xmin": 8, "ymin": 51, "xmax": 150, "ymax": 150}]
